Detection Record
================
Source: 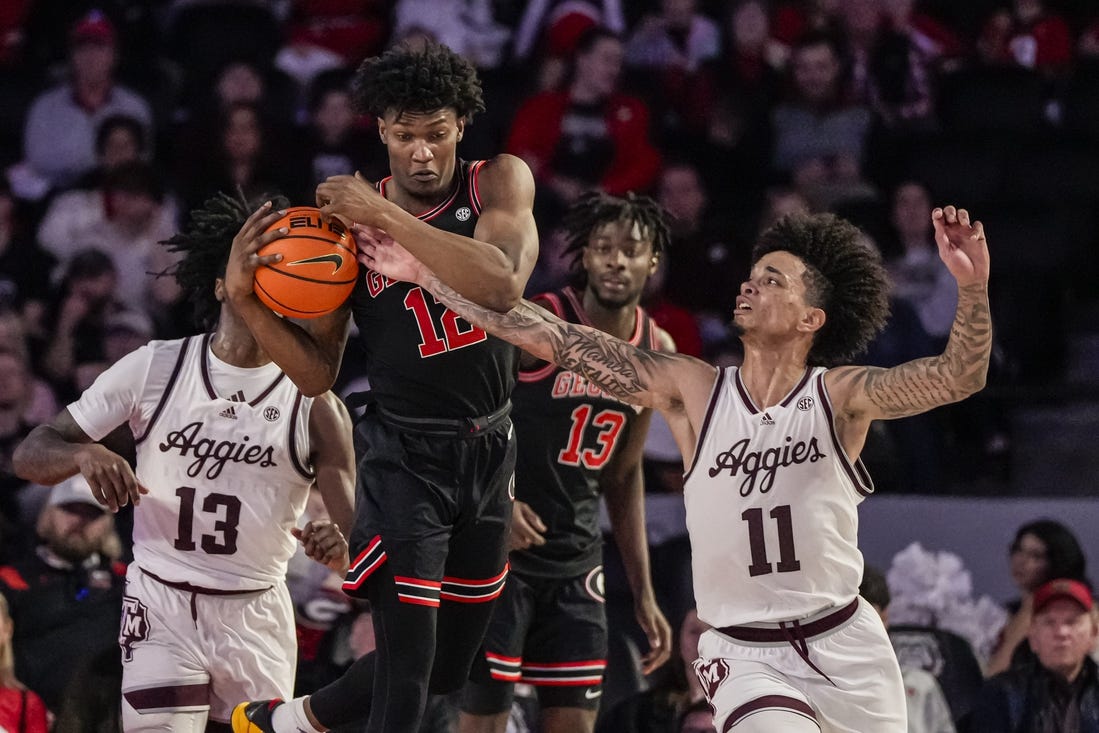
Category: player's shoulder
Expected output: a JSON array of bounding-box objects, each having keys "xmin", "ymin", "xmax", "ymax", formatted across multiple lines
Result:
[{"xmin": 475, "ymin": 154, "xmax": 535, "ymax": 191}]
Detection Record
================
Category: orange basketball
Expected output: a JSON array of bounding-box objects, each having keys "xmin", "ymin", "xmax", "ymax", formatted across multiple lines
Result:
[{"xmin": 254, "ymin": 206, "xmax": 358, "ymax": 318}]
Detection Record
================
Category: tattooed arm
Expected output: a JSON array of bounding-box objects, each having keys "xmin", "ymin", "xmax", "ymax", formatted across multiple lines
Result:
[
  {"xmin": 827, "ymin": 205, "xmax": 992, "ymax": 422},
  {"xmin": 436, "ymin": 281, "xmax": 706, "ymax": 413},
  {"xmin": 354, "ymin": 224, "xmax": 714, "ymax": 413}
]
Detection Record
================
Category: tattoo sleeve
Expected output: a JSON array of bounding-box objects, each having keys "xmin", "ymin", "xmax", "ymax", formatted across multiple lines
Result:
[
  {"xmin": 841, "ymin": 283, "xmax": 992, "ymax": 419},
  {"xmin": 424, "ymin": 274, "xmax": 677, "ymax": 407}
]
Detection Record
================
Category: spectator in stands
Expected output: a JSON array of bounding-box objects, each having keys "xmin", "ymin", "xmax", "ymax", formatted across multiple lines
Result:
[
  {"xmin": 770, "ymin": 30, "xmax": 874, "ymax": 209},
  {"xmin": 881, "ymin": 0, "xmax": 965, "ymax": 69},
  {"xmin": 0, "ymin": 475, "xmax": 125, "ymax": 712},
  {"xmin": 392, "ymin": 0, "xmax": 512, "ymax": 69},
  {"xmin": 0, "ymin": 348, "xmax": 38, "ymax": 558},
  {"xmin": 20, "ymin": 9, "xmax": 152, "ymax": 193},
  {"xmin": 861, "ymin": 565, "xmax": 956, "ymax": 733},
  {"xmin": 838, "ymin": 0, "xmax": 936, "ymax": 131},
  {"xmin": 0, "ymin": 594, "xmax": 47, "ymax": 733},
  {"xmin": 757, "ymin": 185, "xmax": 811, "ymax": 231},
  {"xmin": 73, "ymin": 308, "xmax": 154, "ymax": 394},
  {"xmin": 73, "ymin": 113, "xmax": 149, "ymax": 191},
  {"xmin": 1079, "ymin": 15, "xmax": 1099, "ymax": 62},
  {"xmin": 970, "ymin": 578, "xmax": 1099, "ymax": 732},
  {"xmin": 506, "ymin": 27, "xmax": 662, "ymax": 221},
  {"xmin": 37, "ymin": 162, "xmax": 180, "ymax": 321},
  {"xmin": 885, "ymin": 180, "xmax": 956, "ymax": 344},
  {"xmin": 292, "ymin": 70, "xmax": 385, "ymax": 193},
  {"xmin": 988, "ymin": 520, "xmax": 1090, "ymax": 677},
  {"xmin": 624, "ymin": 0, "xmax": 721, "ymax": 142},
  {"xmin": 512, "ymin": 0, "xmax": 627, "ymax": 90},
  {"xmin": 36, "ymin": 250, "xmax": 121, "ymax": 401},
  {"xmin": 656, "ymin": 161, "xmax": 746, "ymax": 320},
  {"xmin": 0, "ymin": 180, "xmax": 53, "ymax": 340},
  {"xmin": 691, "ymin": 0, "xmax": 783, "ymax": 203},
  {"xmin": 178, "ymin": 100, "xmax": 291, "ymax": 212},
  {"xmin": 0, "ymin": 312, "xmax": 55, "ymax": 430},
  {"xmin": 596, "ymin": 608, "xmax": 708, "ymax": 733},
  {"xmin": 976, "ymin": 0, "xmax": 1073, "ymax": 74},
  {"xmin": 625, "ymin": 0, "xmax": 721, "ymax": 73}
]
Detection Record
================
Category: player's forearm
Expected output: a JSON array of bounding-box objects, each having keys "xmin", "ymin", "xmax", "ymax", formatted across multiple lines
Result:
[
  {"xmin": 860, "ymin": 283, "xmax": 991, "ymax": 418},
  {"xmin": 230, "ymin": 295, "xmax": 347, "ymax": 396},
  {"xmin": 423, "ymin": 274, "xmax": 667, "ymax": 409},
  {"xmin": 605, "ymin": 474, "xmax": 657, "ymax": 605},
  {"xmin": 379, "ymin": 209, "xmax": 524, "ymax": 311},
  {"xmin": 938, "ymin": 282, "xmax": 993, "ymax": 396},
  {"xmin": 13, "ymin": 426, "xmax": 83, "ymax": 484}
]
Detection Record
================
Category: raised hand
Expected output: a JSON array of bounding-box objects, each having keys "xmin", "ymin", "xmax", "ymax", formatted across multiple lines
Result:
[
  {"xmin": 932, "ymin": 205, "xmax": 990, "ymax": 288},
  {"xmin": 293, "ymin": 519, "xmax": 350, "ymax": 574},
  {"xmin": 224, "ymin": 202, "xmax": 286, "ymax": 304},
  {"xmin": 73, "ymin": 443, "xmax": 148, "ymax": 512},
  {"xmin": 317, "ymin": 172, "xmax": 391, "ymax": 229}
]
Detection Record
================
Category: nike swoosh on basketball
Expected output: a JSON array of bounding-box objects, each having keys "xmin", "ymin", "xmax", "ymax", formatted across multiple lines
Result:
[
  {"xmin": 288, "ymin": 253, "xmax": 344, "ymax": 273},
  {"xmin": 584, "ymin": 688, "xmax": 602, "ymax": 699}
]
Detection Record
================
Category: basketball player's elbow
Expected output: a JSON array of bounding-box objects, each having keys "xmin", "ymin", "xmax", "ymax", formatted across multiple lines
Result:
[
  {"xmin": 475, "ymin": 278, "xmax": 523, "ymax": 313},
  {"xmin": 288, "ymin": 366, "xmax": 338, "ymax": 398}
]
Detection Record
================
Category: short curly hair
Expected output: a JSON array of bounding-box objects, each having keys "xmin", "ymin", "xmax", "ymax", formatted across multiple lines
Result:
[
  {"xmin": 351, "ymin": 40, "xmax": 485, "ymax": 121},
  {"xmin": 752, "ymin": 213, "xmax": 890, "ymax": 366}
]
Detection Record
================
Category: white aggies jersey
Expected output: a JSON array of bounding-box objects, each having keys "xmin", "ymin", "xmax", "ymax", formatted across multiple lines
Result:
[
  {"xmin": 683, "ymin": 366, "xmax": 872, "ymax": 627},
  {"xmin": 70, "ymin": 334, "xmax": 315, "ymax": 591}
]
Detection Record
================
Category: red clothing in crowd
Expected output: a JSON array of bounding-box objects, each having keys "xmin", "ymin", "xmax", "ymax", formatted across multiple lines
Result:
[
  {"xmin": 506, "ymin": 91, "xmax": 662, "ymax": 195},
  {"xmin": 979, "ymin": 9, "xmax": 1073, "ymax": 71},
  {"xmin": 0, "ymin": 687, "xmax": 48, "ymax": 733}
]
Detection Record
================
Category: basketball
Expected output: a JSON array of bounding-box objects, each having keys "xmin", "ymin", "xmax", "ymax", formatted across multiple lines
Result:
[{"xmin": 254, "ymin": 206, "xmax": 358, "ymax": 318}]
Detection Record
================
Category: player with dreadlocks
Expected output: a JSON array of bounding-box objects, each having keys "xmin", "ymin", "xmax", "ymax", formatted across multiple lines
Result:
[
  {"xmin": 13, "ymin": 191, "xmax": 355, "ymax": 733},
  {"xmin": 228, "ymin": 40, "xmax": 538, "ymax": 733},
  {"xmin": 456, "ymin": 191, "xmax": 675, "ymax": 733},
  {"xmin": 357, "ymin": 204, "xmax": 993, "ymax": 732}
]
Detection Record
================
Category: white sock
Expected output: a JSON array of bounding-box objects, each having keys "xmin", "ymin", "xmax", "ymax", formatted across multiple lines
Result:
[{"xmin": 272, "ymin": 697, "xmax": 325, "ymax": 733}]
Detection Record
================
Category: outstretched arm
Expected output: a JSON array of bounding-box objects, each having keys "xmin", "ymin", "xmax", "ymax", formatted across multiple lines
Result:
[
  {"xmin": 422, "ymin": 277, "xmax": 697, "ymax": 414},
  {"xmin": 827, "ymin": 205, "xmax": 992, "ymax": 421}
]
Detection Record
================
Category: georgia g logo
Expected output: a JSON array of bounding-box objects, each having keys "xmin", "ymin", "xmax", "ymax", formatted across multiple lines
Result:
[{"xmin": 119, "ymin": 596, "xmax": 151, "ymax": 662}]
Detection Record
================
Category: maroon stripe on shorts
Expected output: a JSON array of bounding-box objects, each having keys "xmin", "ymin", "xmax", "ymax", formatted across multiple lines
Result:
[
  {"xmin": 124, "ymin": 683, "xmax": 209, "ymax": 711},
  {"xmin": 716, "ymin": 599, "xmax": 859, "ymax": 643},
  {"xmin": 724, "ymin": 695, "xmax": 818, "ymax": 731}
]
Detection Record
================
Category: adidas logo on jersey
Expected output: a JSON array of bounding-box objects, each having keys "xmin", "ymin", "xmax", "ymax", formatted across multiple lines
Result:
[
  {"xmin": 760, "ymin": 412, "xmax": 774, "ymax": 425},
  {"xmin": 218, "ymin": 406, "xmax": 238, "ymax": 420}
]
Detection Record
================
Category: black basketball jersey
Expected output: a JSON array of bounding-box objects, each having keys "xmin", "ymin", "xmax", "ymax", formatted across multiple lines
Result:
[
  {"xmin": 510, "ymin": 286, "xmax": 660, "ymax": 578},
  {"xmin": 349, "ymin": 160, "xmax": 519, "ymax": 419}
]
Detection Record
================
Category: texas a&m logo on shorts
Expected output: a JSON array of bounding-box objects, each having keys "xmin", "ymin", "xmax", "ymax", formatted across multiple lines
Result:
[{"xmin": 119, "ymin": 595, "xmax": 150, "ymax": 662}]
